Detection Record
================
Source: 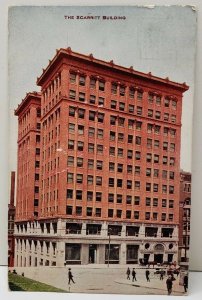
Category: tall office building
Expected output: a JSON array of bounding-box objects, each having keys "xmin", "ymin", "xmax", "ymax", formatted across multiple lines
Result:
[{"xmin": 14, "ymin": 48, "xmax": 188, "ymax": 267}]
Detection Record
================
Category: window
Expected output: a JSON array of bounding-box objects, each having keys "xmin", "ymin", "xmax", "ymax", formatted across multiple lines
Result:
[
  {"xmin": 170, "ymin": 129, "xmax": 176, "ymax": 137},
  {"xmin": 111, "ymin": 100, "xmax": 117, "ymax": 109},
  {"xmin": 147, "ymin": 139, "xmax": 152, "ymax": 148},
  {"xmin": 98, "ymin": 113, "xmax": 104, "ymax": 123},
  {"xmin": 126, "ymin": 195, "xmax": 132, "ymax": 204},
  {"xmin": 148, "ymin": 93, "xmax": 154, "ymax": 103},
  {"xmin": 86, "ymin": 207, "xmax": 93, "ymax": 216},
  {"xmin": 109, "ymin": 162, "xmax": 115, "ymax": 171},
  {"xmin": 129, "ymin": 87, "xmax": 135, "ymax": 98},
  {"xmin": 163, "ymin": 156, "xmax": 168, "ymax": 165},
  {"xmin": 69, "ymin": 90, "xmax": 76, "ymax": 100},
  {"xmin": 172, "ymin": 100, "xmax": 177, "ymax": 110},
  {"xmin": 97, "ymin": 144, "xmax": 103, "ymax": 154},
  {"xmin": 164, "ymin": 127, "xmax": 169, "ymax": 136},
  {"xmin": 77, "ymin": 141, "xmax": 84, "ymax": 151},
  {"xmin": 135, "ymin": 136, "xmax": 141, "ymax": 145},
  {"xmin": 116, "ymin": 210, "xmax": 122, "ymax": 218},
  {"xmin": 127, "ymin": 180, "xmax": 132, "ymax": 189},
  {"xmin": 127, "ymin": 165, "xmax": 132, "ymax": 174},
  {"xmin": 90, "ymin": 78, "xmax": 96, "ymax": 89},
  {"xmin": 35, "ymin": 161, "xmax": 40, "ymax": 168},
  {"xmin": 66, "ymin": 206, "xmax": 73, "ymax": 215},
  {"xmin": 146, "ymin": 183, "xmax": 151, "ymax": 192},
  {"xmin": 148, "ymin": 109, "xmax": 153, "ymax": 117},
  {"xmin": 155, "ymin": 111, "xmax": 161, "ymax": 119},
  {"xmin": 154, "ymin": 125, "xmax": 161, "ymax": 134},
  {"xmin": 162, "ymin": 213, "xmax": 166, "ymax": 221},
  {"xmin": 76, "ymin": 174, "xmax": 83, "ymax": 184},
  {"xmin": 110, "ymin": 131, "xmax": 116, "ymax": 141},
  {"xmin": 35, "ymin": 174, "xmax": 39, "ymax": 181},
  {"xmin": 170, "ymin": 171, "xmax": 174, "ymax": 180},
  {"xmin": 87, "ymin": 175, "xmax": 93, "ymax": 185},
  {"xmin": 153, "ymin": 198, "xmax": 158, "ymax": 207},
  {"xmin": 137, "ymin": 106, "xmax": 142, "ymax": 115},
  {"xmin": 162, "ymin": 185, "xmax": 167, "ymax": 193},
  {"xmin": 118, "ymin": 133, "xmax": 124, "ymax": 141},
  {"xmin": 146, "ymin": 197, "xmax": 151, "ymax": 206},
  {"xmin": 98, "ymin": 97, "xmax": 104, "ymax": 106},
  {"xmin": 119, "ymin": 102, "xmax": 125, "ymax": 111},
  {"xmin": 87, "ymin": 191, "xmax": 93, "ymax": 201},
  {"xmin": 156, "ymin": 96, "xmax": 161, "ymax": 105},
  {"xmin": 79, "ymin": 75, "xmax": 85, "ymax": 86},
  {"xmin": 126, "ymin": 210, "xmax": 131, "ymax": 219},
  {"xmin": 118, "ymin": 117, "xmax": 125, "ymax": 126},
  {"xmin": 120, "ymin": 85, "xmax": 125, "ymax": 96},
  {"xmin": 128, "ymin": 119, "xmax": 134, "ymax": 129},
  {"xmin": 146, "ymin": 153, "xmax": 152, "ymax": 163},
  {"xmin": 37, "ymin": 123, "xmax": 41, "ymax": 130},
  {"xmin": 70, "ymin": 73, "xmax": 76, "ymax": 83},
  {"xmin": 146, "ymin": 168, "xmax": 151, "ymax": 177},
  {"xmin": 68, "ymin": 140, "xmax": 74, "ymax": 150},
  {"xmin": 137, "ymin": 91, "xmax": 143, "ymax": 101},
  {"xmin": 97, "ymin": 129, "xmax": 104, "ymax": 139},
  {"xmin": 145, "ymin": 212, "xmax": 150, "ymax": 220},
  {"xmin": 88, "ymin": 159, "xmax": 94, "ymax": 169},
  {"xmin": 99, "ymin": 81, "xmax": 105, "ymax": 91},
  {"xmin": 154, "ymin": 169, "xmax": 159, "ymax": 178},
  {"xmin": 162, "ymin": 199, "xmax": 167, "ymax": 208},
  {"xmin": 117, "ymin": 164, "xmax": 123, "ymax": 173},
  {"xmin": 96, "ymin": 192, "xmax": 102, "ymax": 201},
  {"xmin": 117, "ymin": 179, "xmax": 123, "ymax": 188},
  {"xmin": 108, "ymin": 194, "xmax": 114, "ymax": 202},
  {"xmin": 135, "ymin": 151, "xmax": 141, "ymax": 160},
  {"xmin": 89, "ymin": 127, "xmax": 95, "ymax": 137},
  {"xmin": 134, "ymin": 211, "xmax": 139, "ymax": 219},
  {"xmin": 110, "ymin": 115, "xmax": 116, "ymax": 125},
  {"xmin": 69, "ymin": 106, "xmax": 76, "ymax": 117},
  {"xmin": 135, "ymin": 181, "xmax": 140, "ymax": 190},
  {"xmin": 77, "ymin": 158, "xmax": 83, "ymax": 167},
  {"xmin": 170, "ymin": 157, "xmax": 175, "ymax": 166},
  {"xmin": 168, "ymin": 214, "xmax": 174, "ymax": 221},
  {"xmin": 108, "ymin": 209, "xmax": 114, "ymax": 217},
  {"xmin": 78, "ymin": 125, "xmax": 84, "ymax": 135},
  {"xmin": 67, "ymin": 189, "xmax": 73, "ymax": 199},
  {"xmin": 170, "ymin": 143, "xmax": 175, "ymax": 152},
  {"xmin": 127, "ymin": 150, "xmax": 133, "ymax": 159},
  {"xmin": 89, "ymin": 95, "xmax": 96, "ymax": 104},
  {"xmin": 118, "ymin": 148, "xmax": 123, "ymax": 157},
  {"xmin": 169, "ymin": 200, "xmax": 174, "ymax": 208},
  {"xmin": 96, "ymin": 160, "xmax": 103, "ymax": 170},
  {"xmin": 109, "ymin": 178, "xmax": 114, "ymax": 187},
  {"xmin": 162, "ymin": 170, "xmax": 167, "ymax": 179},
  {"xmin": 67, "ymin": 173, "xmax": 73, "ymax": 183},
  {"xmin": 109, "ymin": 147, "xmax": 115, "ymax": 156},
  {"xmin": 165, "ymin": 98, "xmax": 170, "ymax": 107},
  {"xmin": 36, "ymin": 148, "xmax": 40, "ymax": 155},
  {"xmin": 89, "ymin": 111, "xmax": 96, "ymax": 121},
  {"xmin": 135, "ymin": 166, "xmax": 141, "ymax": 175},
  {"xmin": 164, "ymin": 113, "xmax": 169, "ymax": 121},
  {"xmin": 76, "ymin": 206, "xmax": 82, "ymax": 216},
  {"xmin": 95, "ymin": 208, "xmax": 102, "ymax": 217},
  {"xmin": 169, "ymin": 186, "xmax": 174, "ymax": 194},
  {"xmin": 69, "ymin": 123, "xmax": 75, "ymax": 133},
  {"xmin": 154, "ymin": 140, "xmax": 160, "ymax": 148},
  {"xmin": 111, "ymin": 83, "xmax": 117, "ymax": 94},
  {"xmin": 153, "ymin": 212, "xmax": 158, "ymax": 221},
  {"xmin": 153, "ymin": 184, "xmax": 158, "ymax": 192},
  {"xmin": 147, "ymin": 124, "xmax": 153, "ymax": 133},
  {"xmin": 78, "ymin": 108, "xmax": 85, "ymax": 119},
  {"xmin": 117, "ymin": 194, "xmax": 122, "ymax": 203},
  {"xmin": 88, "ymin": 143, "xmax": 94, "ymax": 153},
  {"xmin": 96, "ymin": 176, "xmax": 102, "ymax": 186},
  {"xmin": 163, "ymin": 142, "xmax": 168, "ymax": 151},
  {"xmin": 76, "ymin": 190, "xmax": 82, "ymax": 200},
  {"xmin": 136, "ymin": 121, "xmax": 142, "ymax": 130}
]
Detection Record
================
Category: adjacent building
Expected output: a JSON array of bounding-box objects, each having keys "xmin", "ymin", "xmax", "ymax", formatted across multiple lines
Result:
[
  {"xmin": 14, "ymin": 48, "xmax": 189, "ymax": 267},
  {"xmin": 8, "ymin": 171, "xmax": 16, "ymax": 267},
  {"xmin": 179, "ymin": 171, "xmax": 191, "ymax": 266}
]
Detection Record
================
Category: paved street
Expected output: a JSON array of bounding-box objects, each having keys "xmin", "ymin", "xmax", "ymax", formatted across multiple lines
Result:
[{"xmin": 11, "ymin": 265, "xmax": 185, "ymax": 295}]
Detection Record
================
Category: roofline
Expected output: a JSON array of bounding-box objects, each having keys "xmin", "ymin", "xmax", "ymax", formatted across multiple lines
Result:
[
  {"xmin": 14, "ymin": 92, "xmax": 41, "ymax": 116},
  {"xmin": 36, "ymin": 47, "xmax": 189, "ymax": 92}
]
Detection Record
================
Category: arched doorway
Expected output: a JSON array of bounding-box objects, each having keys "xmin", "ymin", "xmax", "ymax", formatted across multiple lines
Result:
[{"xmin": 154, "ymin": 243, "xmax": 165, "ymax": 264}]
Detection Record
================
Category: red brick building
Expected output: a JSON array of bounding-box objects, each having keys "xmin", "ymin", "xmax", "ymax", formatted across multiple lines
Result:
[
  {"xmin": 8, "ymin": 171, "xmax": 16, "ymax": 267},
  {"xmin": 179, "ymin": 171, "xmax": 191, "ymax": 265},
  {"xmin": 14, "ymin": 48, "xmax": 188, "ymax": 267}
]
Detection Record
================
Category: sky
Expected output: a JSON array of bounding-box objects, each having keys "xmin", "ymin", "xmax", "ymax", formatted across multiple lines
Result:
[{"xmin": 8, "ymin": 5, "xmax": 197, "ymax": 172}]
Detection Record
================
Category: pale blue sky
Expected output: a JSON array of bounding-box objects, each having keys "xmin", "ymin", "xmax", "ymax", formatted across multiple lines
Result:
[{"xmin": 8, "ymin": 6, "xmax": 197, "ymax": 172}]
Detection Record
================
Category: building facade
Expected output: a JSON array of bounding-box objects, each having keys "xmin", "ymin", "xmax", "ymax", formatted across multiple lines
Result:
[
  {"xmin": 179, "ymin": 171, "xmax": 191, "ymax": 265},
  {"xmin": 14, "ymin": 48, "xmax": 188, "ymax": 267},
  {"xmin": 8, "ymin": 171, "xmax": 16, "ymax": 267}
]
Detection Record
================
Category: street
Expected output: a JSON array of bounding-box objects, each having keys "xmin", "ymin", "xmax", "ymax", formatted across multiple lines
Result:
[{"xmin": 11, "ymin": 265, "xmax": 185, "ymax": 295}]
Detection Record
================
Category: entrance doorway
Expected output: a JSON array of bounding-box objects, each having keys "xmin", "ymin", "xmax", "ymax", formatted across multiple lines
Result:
[
  {"xmin": 168, "ymin": 254, "xmax": 174, "ymax": 263},
  {"xmin": 154, "ymin": 254, "xmax": 163, "ymax": 264},
  {"xmin": 89, "ymin": 244, "xmax": 97, "ymax": 263},
  {"xmin": 144, "ymin": 254, "xmax": 150, "ymax": 265}
]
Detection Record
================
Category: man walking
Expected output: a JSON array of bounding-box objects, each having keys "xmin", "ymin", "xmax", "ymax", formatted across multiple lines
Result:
[
  {"xmin": 132, "ymin": 268, "xmax": 137, "ymax": 282},
  {"xmin": 126, "ymin": 267, "xmax": 131, "ymax": 280},
  {"xmin": 183, "ymin": 274, "xmax": 188, "ymax": 293},
  {"xmin": 166, "ymin": 275, "xmax": 173, "ymax": 295},
  {"xmin": 160, "ymin": 269, "xmax": 164, "ymax": 280},
  {"xmin": 145, "ymin": 269, "xmax": 150, "ymax": 282},
  {"xmin": 68, "ymin": 268, "xmax": 75, "ymax": 285}
]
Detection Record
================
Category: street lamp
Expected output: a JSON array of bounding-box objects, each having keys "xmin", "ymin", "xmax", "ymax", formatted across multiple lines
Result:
[{"xmin": 107, "ymin": 228, "xmax": 112, "ymax": 267}]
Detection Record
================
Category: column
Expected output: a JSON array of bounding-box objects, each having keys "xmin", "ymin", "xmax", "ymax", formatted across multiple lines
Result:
[
  {"xmin": 120, "ymin": 242, "xmax": 126, "ymax": 264},
  {"xmin": 81, "ymin": 244, "xmax": 89, "ymax": 265},
  {"xmin": 102, "ymin": 222, "xmax": 108, "ymax": 238},
  {"xmin": 56, "ymin": 241, "xmax": 65, "ymax": 267},
  {"xmin": 98, "ymin": 244, "xmax": 105, "ymax": 264}
]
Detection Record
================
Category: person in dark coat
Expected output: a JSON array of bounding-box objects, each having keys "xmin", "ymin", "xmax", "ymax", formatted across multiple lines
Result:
[
  {"xmin": 132, "ymin": 268, "xmax": 137, "ymax": 282},
  {"xmin": 183, "ymin": 274, "xmax": 188, "ymax": 293},
  {"xmin": 145, "ymin": 269, "xmax": 150, "ymax": 282},
  {"xmin": 160, "ymin": 269, "xmax": 164, "ymax": 280},
  {"xmin": 68, "ymin": 268, "xmax": 75, "ymax": 284},
  {"xmin": 166, "ymin": 275, "xmax": 173, "ymax": 295},
  {"xmin": 126, "ymin": 267, "xmax": 131, "ymax": 280}
]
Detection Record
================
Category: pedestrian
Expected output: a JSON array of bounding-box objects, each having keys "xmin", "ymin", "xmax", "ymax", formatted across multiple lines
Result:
[
  {"xmin": 183, "ymin": 274, "xmax": 188, "ymax": 293},
  {"xmin": 166, "ymin": 275, "xmax": 173, "ymax": 295},
  {"xmin": 145, "ymin": 269, "xmax": 150, "ymax": 282},
  {"xmin": 160, "ymin": 269, "xmax": 164, "ymax": 280},
  {"xmin": 126, "ymin": 267, "xmax": 130, "ymax": 280},
  {"xmin": 132, "ymin": 268, "xmax": 137, "ymax": 282},
  {"xmin": 68, "ymin": 268, "xmax": 75, "ymax": 285}
]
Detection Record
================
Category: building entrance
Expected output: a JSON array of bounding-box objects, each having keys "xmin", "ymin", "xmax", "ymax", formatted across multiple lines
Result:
[
  {"xmin": 89, "ymin": 244, "xmax": 97, "ymax": 263},
  {"xmin": 154, "ymin": 254, "xmax": 163, "ymax": 264}
]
